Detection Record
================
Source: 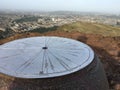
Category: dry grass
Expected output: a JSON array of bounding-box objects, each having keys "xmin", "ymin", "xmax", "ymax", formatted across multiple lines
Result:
[{"xmin": 58, "ymin": 22, "xmax": 120, "ymax": 36}]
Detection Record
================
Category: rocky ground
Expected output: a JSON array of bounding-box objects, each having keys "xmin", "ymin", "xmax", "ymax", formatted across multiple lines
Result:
[{"xmin": 0, "ymin": 31, "xmax": 120, "ymax": 90}]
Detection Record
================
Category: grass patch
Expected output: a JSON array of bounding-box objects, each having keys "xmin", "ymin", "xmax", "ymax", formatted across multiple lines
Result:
[{"xmin": 57, "ymin": 22, "xmax": 120, "ymax": 36}]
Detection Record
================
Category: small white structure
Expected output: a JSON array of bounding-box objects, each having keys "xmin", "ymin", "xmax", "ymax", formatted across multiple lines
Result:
[{"xmin": 0, "ymin": 37, "xmax": 94, "ymax": 78}]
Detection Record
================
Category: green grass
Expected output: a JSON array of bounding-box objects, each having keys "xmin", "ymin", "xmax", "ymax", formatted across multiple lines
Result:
[
  {"xmin": 14, "ymin": 16, "xmax": 39, "ymax": 23},
  {"xmin": 29, "ymin": 26, "xmax": 58, "ymax": 33},
  {"xmin": 57, "ymin": 22, "xmax": 120, "ymax": 36}
]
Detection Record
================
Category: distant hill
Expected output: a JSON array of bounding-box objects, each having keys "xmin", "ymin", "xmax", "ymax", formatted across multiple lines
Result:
[{"xmin": 57, "ymin": 22, "xmax": 120, "ymax": 36}]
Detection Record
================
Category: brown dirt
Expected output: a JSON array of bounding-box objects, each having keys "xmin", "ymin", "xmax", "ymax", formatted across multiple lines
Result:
[{"xmin": 0, "ymin": 31, "xmax": 120, "ymax": 90}]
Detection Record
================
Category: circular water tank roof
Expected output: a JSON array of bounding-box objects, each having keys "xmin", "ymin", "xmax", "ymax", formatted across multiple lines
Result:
[{"xmin": 0, "ymin": 37, "xmax": 94, "ymax": 78}]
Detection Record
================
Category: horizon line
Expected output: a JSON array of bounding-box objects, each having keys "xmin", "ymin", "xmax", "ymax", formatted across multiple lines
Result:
[{"xmin": 0, "ymin": 9, "xmax": 119, "ymax": 15}]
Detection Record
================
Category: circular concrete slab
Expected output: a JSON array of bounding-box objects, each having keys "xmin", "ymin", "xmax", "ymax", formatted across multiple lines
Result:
[{"xmin": 0, "ymin": 36, "xmax": 94, "ymax": 78}]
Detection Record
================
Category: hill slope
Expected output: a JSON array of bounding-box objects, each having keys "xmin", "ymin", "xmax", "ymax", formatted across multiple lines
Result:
[
  {"xmin": 0, "ymin": 22, "xmax": 120, "ymax": 89},
  {"xmin": 57, "ymin": 22, "xmax": 120, "ymax": 36}
]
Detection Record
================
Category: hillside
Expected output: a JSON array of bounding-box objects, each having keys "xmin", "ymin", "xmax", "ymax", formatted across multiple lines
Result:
[
  {"xmin": 0, "ymin": 22, "xmax": 120, "ymax": 90},
  {"xmin": 57, "ymin": 22, "xmax": 120, "ymax": 36},
  {"xmin": 1, "ymin": 22, "xmax": 120, "ymax": 40}
]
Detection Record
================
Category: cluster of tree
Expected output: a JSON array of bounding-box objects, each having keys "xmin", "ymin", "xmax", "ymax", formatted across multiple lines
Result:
[
  {"xmin": 14, "ymin": 16, "xmax": 40, "ymax": 23},
  {"xmin": 0, "ymin": 28, "xmax": 14, "ymax": 39},
  {"xmin": 29, "ymin": 26, "xmax": 58, "ymax": 33}
]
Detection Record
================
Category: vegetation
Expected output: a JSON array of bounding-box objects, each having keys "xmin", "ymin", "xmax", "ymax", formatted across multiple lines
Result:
[
  {"xmin": 29, "ymin": 26, "xmax": 58, "ymax": 33},
  {"xmin": 1, "ymin": 21, "xmax": 120, "ymax": 40},
  {"xmin": 0, "ymin": 28, "xmax": 14, "ymax": 39},
  {"xmin": 15, "ymin": 16, "xmax": 40, "ymax": 23},
  {"xmin": 57, "ymin": 22, "xmax": 120, "ymax": 36}
]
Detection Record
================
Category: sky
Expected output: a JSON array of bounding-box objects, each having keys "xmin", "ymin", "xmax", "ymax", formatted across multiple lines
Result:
[{"xmin": 0, "ymin": 0, "xmax": 120, "ymax": 13}]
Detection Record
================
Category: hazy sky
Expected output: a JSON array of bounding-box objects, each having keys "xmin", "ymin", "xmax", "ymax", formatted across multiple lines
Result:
[{"xmin": 0, "ymin": 0, "xmax": 120, "ymax": 13}]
